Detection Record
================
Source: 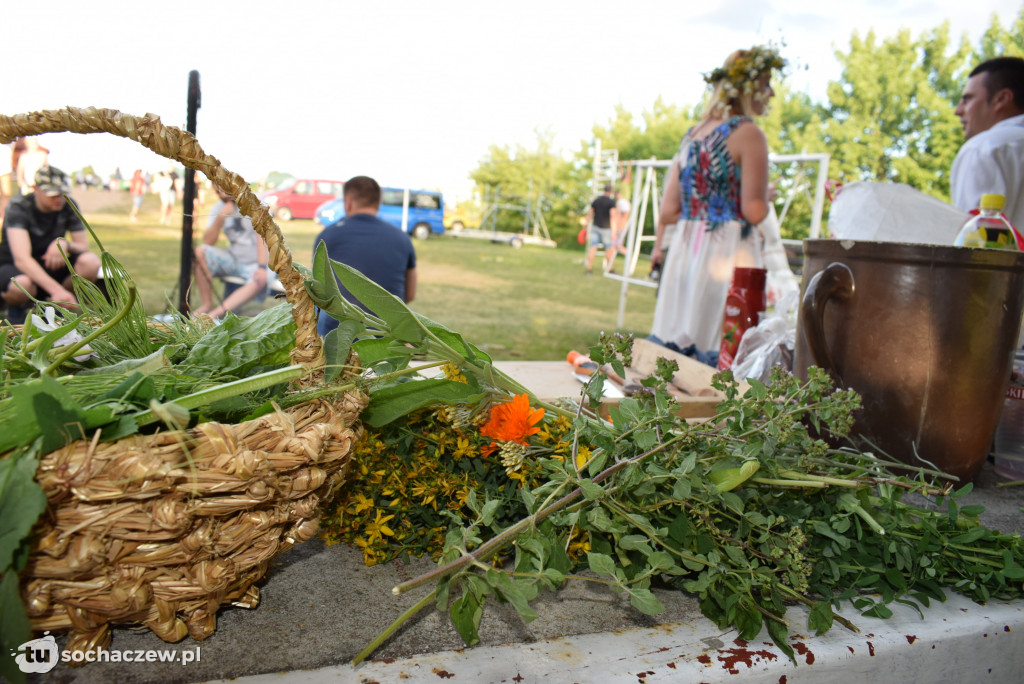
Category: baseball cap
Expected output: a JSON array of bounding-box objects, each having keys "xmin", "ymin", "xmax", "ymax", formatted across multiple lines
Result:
[{"xmin": 34, "ymin": 166, "xmax": 72, "ymax": 197}]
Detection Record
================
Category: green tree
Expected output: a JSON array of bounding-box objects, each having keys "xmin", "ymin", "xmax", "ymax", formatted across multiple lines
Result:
[
  {"xmin": 822, "ymin": 28, "xmax": 965, "ymax": 199},
  {"xmin": 470, "ymin": 131, "xmax": 578, "ymax": 244},
  {"xmin": 976, "ymin": 8, "xmax": 1024, "ymax": 59}
]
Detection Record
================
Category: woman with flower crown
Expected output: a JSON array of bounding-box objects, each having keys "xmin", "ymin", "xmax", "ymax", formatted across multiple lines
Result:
[{"xmin": 650, "ymin": 45, "xmax": 785, "ymax": 358}]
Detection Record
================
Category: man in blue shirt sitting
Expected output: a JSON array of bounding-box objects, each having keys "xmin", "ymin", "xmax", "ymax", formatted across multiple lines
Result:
[{"xmin": 314, "ymin": 175, "xmax": 418, "ymax": 337}]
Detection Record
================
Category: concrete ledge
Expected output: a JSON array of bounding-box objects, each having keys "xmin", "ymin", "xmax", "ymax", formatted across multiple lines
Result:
[{"xmin": 217, "ymin": 593, "xmax": 1024, "ymax": 683}]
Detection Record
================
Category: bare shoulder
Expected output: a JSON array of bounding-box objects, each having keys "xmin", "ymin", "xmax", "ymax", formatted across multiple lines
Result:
[{"xmin": 730, "ymin": 119, "xmax": 766, "ymax": 144}]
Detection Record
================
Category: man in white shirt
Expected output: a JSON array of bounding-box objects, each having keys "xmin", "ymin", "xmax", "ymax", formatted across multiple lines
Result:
[{"xmin": 951, "ymin": 56, "xmax": 1024, "ymax": 229}]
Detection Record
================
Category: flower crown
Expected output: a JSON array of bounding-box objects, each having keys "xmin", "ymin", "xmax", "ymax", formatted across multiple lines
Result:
[{"xmin": 703, "ymin": 44, "xmax": 786, "ymax": 99}]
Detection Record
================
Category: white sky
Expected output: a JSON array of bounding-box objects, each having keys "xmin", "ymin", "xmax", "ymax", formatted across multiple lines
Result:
[{"xmin": 2, "ymin": 0, "xmax": 1021, "ymax": 202}]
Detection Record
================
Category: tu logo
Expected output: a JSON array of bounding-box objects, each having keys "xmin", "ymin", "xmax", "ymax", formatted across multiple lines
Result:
[{"xmin": 11, "ymin": 632, "xmax": 59, "ymax": 674}]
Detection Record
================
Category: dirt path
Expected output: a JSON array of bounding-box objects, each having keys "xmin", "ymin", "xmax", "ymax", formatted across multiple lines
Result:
[{"xmin": 69, "ymin": 188, "xmax": 132, "ymax": 214}]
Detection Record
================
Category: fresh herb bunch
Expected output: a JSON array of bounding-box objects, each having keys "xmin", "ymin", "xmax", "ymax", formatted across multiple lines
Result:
[
  {"xmin": 303, "ymin": 248, "xmax": 1024, "ymax": 665},
  {"xmin": 320, "ymin": 403, "xmax": 589, "ymax": 566}
]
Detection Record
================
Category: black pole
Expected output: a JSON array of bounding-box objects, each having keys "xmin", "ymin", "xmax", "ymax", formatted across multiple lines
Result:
[{"xmin": 178, "ymin": 70, "xmax": 201, "ymax": 314}]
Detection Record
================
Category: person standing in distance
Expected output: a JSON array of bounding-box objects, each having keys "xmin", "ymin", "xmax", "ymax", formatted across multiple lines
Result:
[
  {"xmin": 951, "ymin": 56, "xmax": 1024, "ymax": 230},
  {"xmin": 314, "ymin": 175, "xmax": 417, "ymax": 337},
  {"xmin": 650, "ymin": 45, "xmax": 782, "ymax": 357},
  {"xmin": 585, "ymin": 184, "xmax": 617, "ymax": 275}
]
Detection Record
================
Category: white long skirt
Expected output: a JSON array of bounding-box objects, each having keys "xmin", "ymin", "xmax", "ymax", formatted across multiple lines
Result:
[{"xmin": 650, "ymin": 219, "xmax": 763, "ymax": 353}]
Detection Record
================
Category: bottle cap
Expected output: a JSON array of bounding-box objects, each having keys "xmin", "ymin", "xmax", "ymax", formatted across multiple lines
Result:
[{"xmin": 980, "ymin": 194, "xmax": 1006, "ymax": 211}]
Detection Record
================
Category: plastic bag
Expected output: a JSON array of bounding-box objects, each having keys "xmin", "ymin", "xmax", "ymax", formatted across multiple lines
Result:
[
  {"xmin": 827, "ymin": 181, "xmax": 969, "ymax": 245},
  {"xmin": 731, "ymin": 290, "xmax": 798, "ymax": 384}
]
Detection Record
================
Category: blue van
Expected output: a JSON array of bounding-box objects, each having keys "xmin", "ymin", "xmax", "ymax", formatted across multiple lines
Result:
[{"xmin": 314, "ymin": 187, "xmax": 445, "ymax": 240}]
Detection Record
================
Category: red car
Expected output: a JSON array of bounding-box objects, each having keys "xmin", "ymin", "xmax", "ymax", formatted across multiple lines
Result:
[{"xmin": 262, "ymin": 178, "xmax": 344, "ymax": 221}]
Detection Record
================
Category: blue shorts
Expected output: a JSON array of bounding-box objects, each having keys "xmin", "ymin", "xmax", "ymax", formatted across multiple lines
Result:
[
  {"xmin": 202, "ymin": 245, "xmax": 260, "ymax": 282},
  {"xmin": 590, "ymin": 226, "xmax": 613, "ymax": 249},
  {"xmin": 132, "ymin": 195, "xmax": 144, "ymax": 208}
]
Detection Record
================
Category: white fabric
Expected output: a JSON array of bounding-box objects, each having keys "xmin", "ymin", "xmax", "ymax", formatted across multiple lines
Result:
[
  {"xmin": 951, "ymin": 112, "xmax": 1024, "ymax": 230},
  {"xmin": 651, "ymin": 219, "xmax": 763, "ymax": 352},
  {"xmin": 759, "ymin": 205, "xmax": 800, "ymax": 305}
]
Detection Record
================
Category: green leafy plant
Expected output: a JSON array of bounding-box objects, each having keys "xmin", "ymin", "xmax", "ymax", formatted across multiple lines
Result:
[{"xmin": 304, "ymin": 250, "xmax": 1024, "ymax": 666}]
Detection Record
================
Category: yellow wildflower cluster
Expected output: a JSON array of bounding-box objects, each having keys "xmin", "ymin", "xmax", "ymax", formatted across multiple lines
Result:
[
  {"xmin": 319, "ymin": 397, "xmax": 581, "ymax": 566},
  {"xmin": 703, "ymin": 43, "xmax": 786, "ymax": 97}
]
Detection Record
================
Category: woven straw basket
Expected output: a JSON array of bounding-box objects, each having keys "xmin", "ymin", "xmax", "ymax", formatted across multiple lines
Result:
[{"xmin": 0, "ymin": 107, "xmax": 366, "ymax": 654}]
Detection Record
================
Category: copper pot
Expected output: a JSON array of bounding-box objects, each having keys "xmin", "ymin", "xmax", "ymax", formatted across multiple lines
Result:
[{"xmin": 795, "ymin": 239, "xmax": 1024, "ymax": 481}]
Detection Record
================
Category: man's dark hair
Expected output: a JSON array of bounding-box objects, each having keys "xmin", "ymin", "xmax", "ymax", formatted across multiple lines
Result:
[
  {"xmin": 971, "ymin": 56, "xmax": 1024, "ymax": 107},
  {"xmin": 344, "ymin": 176, "xmax": 381, "ymax": 208}
]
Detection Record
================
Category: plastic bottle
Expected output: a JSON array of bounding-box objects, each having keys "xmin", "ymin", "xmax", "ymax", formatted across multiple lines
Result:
[
  {"xmin": 717, "ymin": 267, "xmax": 767, "ymax": 371},
  {"xmin": 994, "ymin": 351, "xmax": 1024, "ymax": 481},
  {"xmin": 954, "ymin": 194, "xmax": 1024, "ymax": 250}
]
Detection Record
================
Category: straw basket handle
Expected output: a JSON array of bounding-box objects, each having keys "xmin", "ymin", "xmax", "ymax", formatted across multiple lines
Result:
[{"xmin": 0, "ymin": 107, "xmax": 323, "ymax": 373}]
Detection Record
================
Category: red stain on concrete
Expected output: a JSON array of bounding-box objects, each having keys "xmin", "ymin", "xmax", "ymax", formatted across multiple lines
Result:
[
  {"xmin": 667, "ymin": 662, "xmax": 677, "ymax": 669},
  {"xmin": 847, "ymin": 646, "xmax": 855, "ymax": 654},
  {"xmin": 1005, "ymin": 625, "xmax": 1012, "ymax": 632},
  {"xmin": 697, "ymin": 654, "xmax": 712, "ymax": 665},
  {"xmin": 779, "ymin": 677, "xmax": 788, "ymax": 684},
  {"xmin": 717, "ymin": 646, "xmax": 779, "ymax": 674},
  {"xmin": 432, "ymin": 669, "xmax": 455, "ymax": 679},
  {"xmin": 905, "ymin": 635, "xmax": 917, "ymax": 644},
  {"xmin": 793, "ymin": 642, "xmax": 815, "ymax": 665},
  {"xmin": 867, "ymin": 641, "xmax": 876, "ymax": 656}
]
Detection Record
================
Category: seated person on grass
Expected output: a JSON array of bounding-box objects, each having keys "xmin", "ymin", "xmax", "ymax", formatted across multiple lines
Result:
[
  {"xmin": 193, "ymin": 185, "xmax": 270, "ymax": 318},
  {"xmin": 0, "ymin": 165, "xmax": 100, "ymax": 312}
]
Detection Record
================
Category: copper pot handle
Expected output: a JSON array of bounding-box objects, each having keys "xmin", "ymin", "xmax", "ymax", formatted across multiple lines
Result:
[{"xmin": 801, "ymin": 261, "xmax": 854, "ymax": 386}]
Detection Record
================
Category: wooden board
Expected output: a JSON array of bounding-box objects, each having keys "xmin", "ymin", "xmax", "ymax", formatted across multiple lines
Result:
[
  {"xmin": 630, "ymin": 338, "xmax": 750, "ymax": 399},
  {"xmin": 493, "ymin": 358, "xmax": 724, "ymax": 420}
]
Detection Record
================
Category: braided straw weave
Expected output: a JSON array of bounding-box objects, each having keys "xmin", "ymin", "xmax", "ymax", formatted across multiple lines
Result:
[{"xmin": 0, "ymin": 107, "xmax": 366, "ymax": 654}]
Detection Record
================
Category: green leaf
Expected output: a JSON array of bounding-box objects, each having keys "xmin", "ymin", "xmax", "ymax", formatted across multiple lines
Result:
[
  {"xmin": 425, "ymin": 324, "xmax": 491, "ymax": 366},
  {"xmin": 949, "ymin": 527, "xmax": 989, "ymax": 545},
  {"xmin": 485, "ymin": 569, "xmax": 539, "ymax": 622},
  {"xmin": 479, "ymin": 499, "xmax": 501, "ymax": 527},
  {"xmin": 363, "ymin": 379, "xmax": 484, "ymax": 427},
  {"xmin": 862, "ymin": 603, "xmax": 894, "ymax": 619},
  {"xmin": 1, "ymin": 569, "xmax": 32, "ymax": 684},
  {"xmin": 0, "ymin": 445, "xmax": 46, "ymax": 573},
  {"xmin": 311, "ymin": 240, "xmax": 344, "ymax": 302},
  {"xmin": 629, "ymin": 587, "xmax": 665, "ymax": 615},
  {"xmin": 542, "ymin": 568, "xmax": 565, "ymax": 588},
  {"xmin": 322, "ymin": 319, "xmax": 362, "ymax": 382},
  {"xmin": 766, "ymin": 614, "xmax": 796, "ymax": 664},
  {"xmin": 449, "ymin": 588, "xmax": 483, "ymax": 647},
  {"xmin": 672, "ymin": 477, "xmax": 692, "ymax": 500},
  {"xmin": 182, "ymin": 304, "xmax": 296, "ymax": 377},
  {"xmin": 617, "ymin": 535, "xmax": 650, "ymax": 552},
  {"xmin": 587, "ymin": 551, "xmax": 617, "ymax": 578},
  {"xmin": 808, "ymin": 600, "xmax": 834, "ymax": 635},
  {"xmin": 884, "ymin": 568, "xmax": 907, "ymax": 590},
  {"xmin": 352, "ymin": 337, "xmax": 412, "ymax": 368},
  {"xmin": 578, "ymin": 478, "xmax": 605, "ymax": 501},
  {"xmin": 329, "ymin": 260, "xmax": 425, "ymax": 343}
]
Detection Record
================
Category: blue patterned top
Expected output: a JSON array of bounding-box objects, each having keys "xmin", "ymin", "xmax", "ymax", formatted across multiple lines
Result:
[{"xmin": 677, "ymin": 116, "xmax": 752, "ymax": 235}]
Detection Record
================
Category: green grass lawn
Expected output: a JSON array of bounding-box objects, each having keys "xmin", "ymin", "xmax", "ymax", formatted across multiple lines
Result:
[{"xmin": 69, "ymin": 189, "xmax": 658, "ymax": 360}]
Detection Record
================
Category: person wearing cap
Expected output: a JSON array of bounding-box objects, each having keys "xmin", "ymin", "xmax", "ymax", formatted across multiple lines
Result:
[{"xmin": 0, "ymin": 165, "xmax": 100, "ymax": 311}]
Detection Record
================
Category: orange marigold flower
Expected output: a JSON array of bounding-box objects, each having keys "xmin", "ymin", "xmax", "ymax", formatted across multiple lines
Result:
[{"xmin": 480, "ymin": 394, "xmax": 544, "ymax": 445}]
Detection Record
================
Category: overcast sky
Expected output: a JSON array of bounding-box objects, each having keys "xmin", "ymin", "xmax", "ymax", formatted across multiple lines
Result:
[{"xmin": 2, "ymin": 0, "xmax": 1021, "ymax": 202}]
